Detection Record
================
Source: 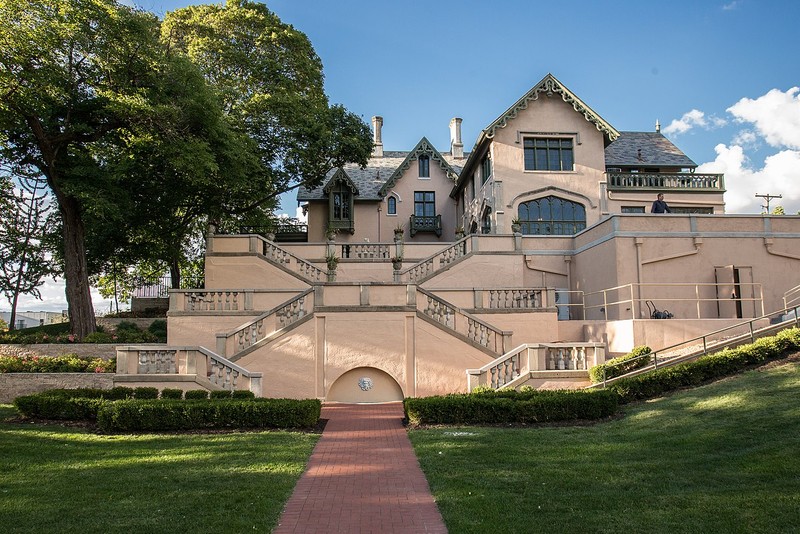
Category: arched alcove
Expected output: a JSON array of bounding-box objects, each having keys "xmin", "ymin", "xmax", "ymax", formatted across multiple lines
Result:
[{"xmin": 327, "ymin": 367, "xmax": 404, "ymax": 403}]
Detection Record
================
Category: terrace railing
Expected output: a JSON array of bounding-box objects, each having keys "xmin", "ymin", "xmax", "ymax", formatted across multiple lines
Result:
[
  {"xmin": 466, "ymin": 342, "xmax": 606, "ymax": 391},
  {"xmin": 215, "ymin": 288, "xmax": 315, "ymax": 358},
  {"xmin": 115, "ymin": 345, "xmax": 262, "ymax": 395},
  {"xmin": 257, "ymin": 236, "xmax": 326, "ymax": 283},
  {"xmin": 417, "ymin": 287, "xmax": 511, "ymax": 355},
  {"xmin": 607, "ymin": 172, "xmax": 724, "ymax": 191},
  {"xmin": 401, "ymin": 236, "xmax": 472, "ymax": 283}
]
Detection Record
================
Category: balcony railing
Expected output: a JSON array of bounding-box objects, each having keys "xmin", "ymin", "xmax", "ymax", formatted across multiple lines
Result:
[
  {"xmin": 607, "ymin": 172, "xmax": 724, "ymax": 191},
  {"xmin": 410, "ymin": 214, "xmax": 442, "ymax": 237}
]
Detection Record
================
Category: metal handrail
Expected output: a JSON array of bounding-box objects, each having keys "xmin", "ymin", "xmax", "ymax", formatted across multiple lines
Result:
[{"xmin": 590, "ymin": 304, "xmax": 800, "ymax": 388}]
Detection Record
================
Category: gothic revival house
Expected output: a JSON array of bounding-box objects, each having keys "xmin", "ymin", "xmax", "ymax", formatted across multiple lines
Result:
[{"xmin": 117, "ymin": 74, "xmax": 799, "ymax": 403}]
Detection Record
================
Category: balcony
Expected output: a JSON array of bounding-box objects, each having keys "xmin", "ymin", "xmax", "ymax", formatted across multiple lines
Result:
[
  {"xmin": 607, "ymin": 172, "xmax": 725, "ymax": 192},
  {"xmin": 410, "ymin": 214, "xmax": 442, "ymax": 237}
]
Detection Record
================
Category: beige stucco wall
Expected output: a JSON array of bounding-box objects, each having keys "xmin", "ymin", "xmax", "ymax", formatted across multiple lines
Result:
[{"xmin": 304, "ymin": 155, "xmax": 459, "ymax": 243}]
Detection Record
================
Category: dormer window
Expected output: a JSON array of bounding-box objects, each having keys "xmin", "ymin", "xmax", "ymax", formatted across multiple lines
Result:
[{"xmin": 419, "ymin": 155, "xmax": 430, "ymax": 178}]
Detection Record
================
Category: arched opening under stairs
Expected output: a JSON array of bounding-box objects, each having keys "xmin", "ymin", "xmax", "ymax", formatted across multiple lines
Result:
[{"xmin": 326, "ymin": 366, "xmax": 405, "ymax": 403}]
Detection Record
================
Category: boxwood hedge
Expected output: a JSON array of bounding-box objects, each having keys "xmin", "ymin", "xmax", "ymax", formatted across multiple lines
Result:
[
  {"xmin": 589, "ymin": 346, "xmax": 652, "ymax": 383},
  {"xmin": 13, "ymin": 388, "xmax": 321, "ymax": 432},
  {"xmin": 607, "ymin": 327, "xmax": 800, "ymax": 403},
  {"xmin": 404, "ymin": 388, "xmax": 619, "ymax": 426}
]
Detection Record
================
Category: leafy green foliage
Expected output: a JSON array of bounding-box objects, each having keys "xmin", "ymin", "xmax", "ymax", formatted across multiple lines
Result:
[
  {"xmin": 160, "ymin": 388, "xmax": 184, "ymax": 400},
  {"xmin": 0, "ymin": 320, "xmax": 165, "ymax": 343},
  {"xmin": 608, "ymin": 328, "xmax": 800, "ymax": 402},
  {"xmin": 404, "ymin": 388, "xmax": 619, "ymax": 426},
  {"xmin": 132, "ymin": 387, "xmax": 159, "ymax": 400},
  {"xmin": 589, "ymin": 345, "xmax": 652, "ymax": 383},
  {"xmin": 184, "ymin": 389, "xmax": 210, "ymax": 400},
  {"xmin": 0, "ymin": 354, "xmax": 114, "ymax": 373}
]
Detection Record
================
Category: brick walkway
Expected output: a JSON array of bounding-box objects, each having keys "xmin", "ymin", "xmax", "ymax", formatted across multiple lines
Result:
[{"xmin": 273, "ymin": 402, "xmax": 447, "ymax": 533}]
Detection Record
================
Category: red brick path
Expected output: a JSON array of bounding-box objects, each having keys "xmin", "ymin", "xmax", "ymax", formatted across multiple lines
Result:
[{"xmin": 273, "ymin": 403, "xmax": 447, "ymax": 533}]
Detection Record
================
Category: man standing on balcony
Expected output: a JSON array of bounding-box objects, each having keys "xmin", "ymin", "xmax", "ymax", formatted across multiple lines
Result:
[{"xmin": 651, "ymin": 193, "xmax": 672, "ymax": 214}]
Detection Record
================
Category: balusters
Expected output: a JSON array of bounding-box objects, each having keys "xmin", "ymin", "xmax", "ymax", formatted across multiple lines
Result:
[{"xmin": 137, "ymin": 350, "xmax": 177, "ymax": 374}]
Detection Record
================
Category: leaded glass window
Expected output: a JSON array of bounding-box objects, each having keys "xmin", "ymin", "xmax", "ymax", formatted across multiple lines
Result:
[{"xmin": 518, "ymin": 196, "xmax": 585, "ymax": 235}]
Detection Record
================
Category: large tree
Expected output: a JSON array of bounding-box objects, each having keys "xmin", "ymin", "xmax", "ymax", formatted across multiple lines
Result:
[
  {"xmin": 163, "ymin": 0, "xmax": 374, "ymax": 217},
  {"xmin": 0, "ymin": 0, "xmax": 252, "ymax": 337}
]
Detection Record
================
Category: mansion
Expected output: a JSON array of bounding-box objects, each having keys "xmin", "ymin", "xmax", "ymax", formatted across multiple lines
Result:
[{"xmin": 117, "ymin": 74, "xmax": 800, "ymax": 402}]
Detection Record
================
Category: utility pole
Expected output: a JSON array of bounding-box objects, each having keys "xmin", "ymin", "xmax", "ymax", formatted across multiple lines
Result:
[{"xmin": 755, "ymin": 193, "xmax": 782, "ymax": 214}]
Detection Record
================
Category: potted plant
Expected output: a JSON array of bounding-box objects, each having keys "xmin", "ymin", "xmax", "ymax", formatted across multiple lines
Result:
[
  {"xmin": 455, "ymin": 225, "xmax": 465, "ymax": 239},
  {"xmin": 511, "ymin": 217, "xmax": 522, "ymax": 234},
  {"xmin": 391, "ymin": 256, "xmax": 403, "ymax": 270},
  {"xmin": 393, "ymin": 223, "xmax": 404, "ymax": 240},
  {"xmin": 326, "ymin": 252, "xmax": 339, "ymax": 271},
  {"xmin": 325, "ymin": 227, "xmax": 338, "ymax": 241}
]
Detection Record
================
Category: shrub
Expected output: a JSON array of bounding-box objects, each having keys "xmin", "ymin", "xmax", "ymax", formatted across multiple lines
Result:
[
  {"xmin": 589, "ymin": 346, "xmax": 652, "ymax": 383},
  {"xmin": 0, "ymin": 354, "xmax": 115, "ymax": 373},
  {"xmin": 13, "ymin": 389, "xmax": 111, "ymax": 420},
  {"xmin": 231, "ymin": 390, "xmax": 256, "ymax": 399},
  {"xmin": 133, "ymin": 387, "xmax": 159, "ymax": 399},
  {"xmin": 608, "ymin": 327, "xmax": 800, "ymax": 403},
  {"xmin": 96, "ymin": 398, "xmax": 321, "ymax": 432},
  {"xmin": 160, "ymin": 388, "xmax": 183, "ymax": 400},
  {"xmin": 184, "ymin": 389, "xmax": 209, "ymax": 400},
  {"xmin": 147, "ymin": 320, "xmax": 168, "ymax": 342},
  {"xmin": 83, "ymin": 331, "xmax": 114, "ymax": 344},
  {"xmin": 404, "ymin": 389, "xmax": 619, "ymax": 426},
  {"xmin": 106, "ymin": 386, "xmax": 134, "ymax": 400},
  {"xmin": 210, "ymin": 390, "xmax": 233, "ymax": 400}
]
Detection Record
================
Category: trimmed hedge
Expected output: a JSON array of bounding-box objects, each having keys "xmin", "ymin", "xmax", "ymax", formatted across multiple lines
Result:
[
  {"xmin": 185, "ymin": 389, "xmax": 209, "ymax": 400},
  {"xmin": 589, "ymin": 346, "xmax": 652, "ymax": 383},
  {"xmin": 160, "ymin": 388, "xmax": 183, "ymax": 400},
  {"xmin": 404, "ymin": 388, "xmax": 619, "ymax": 426},
  {"xmin": 13, "ymin": 388, "xmax": 321, "ymax": 431},
  {"xmin": 608, "ymin": 327, "xmax": 800, "ymax": 403},
  {"xmin": 96, "ymin": 398, "xmax": 321, "ymax": 432}
]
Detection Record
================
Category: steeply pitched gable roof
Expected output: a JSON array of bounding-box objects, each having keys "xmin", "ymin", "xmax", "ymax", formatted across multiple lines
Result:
[
  {"xmin": 605, "ymin": 132, "xmax": 697, "ymax": 168},
  {"xmin": 322, "ymin": 167, "xmax": 359, "ymax": 195},
  {"xmin": 297, "ymin": 144, "xmax": 465, "ymax": 202},
  {"xmin": 377, "ymin": 137, "xmax": 459, "ymax": 197},
  {"xmin": 484, "ymin": 73, "xmax": 620, "ymax": 141}
]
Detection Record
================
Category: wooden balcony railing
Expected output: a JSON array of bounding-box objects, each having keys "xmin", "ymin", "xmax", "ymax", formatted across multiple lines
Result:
[{"xmin": 607, "ymin": 172, "xmax": 724, "ymax": 191}]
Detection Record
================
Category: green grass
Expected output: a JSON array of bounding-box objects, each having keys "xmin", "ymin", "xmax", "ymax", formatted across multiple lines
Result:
[
  {"xmin": 409, "ymin": 358, "xmax": 800, "ymax": 533},
  {"xmin": 0, "ymin": 405, "xmax": 318, "ymax": 533}
]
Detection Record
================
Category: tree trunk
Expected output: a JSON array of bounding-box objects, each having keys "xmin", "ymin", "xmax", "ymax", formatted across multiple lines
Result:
[
  {"xmin": 60, "ymin": 195, "xmax": 96, "ymax": 339},
  {"xmin": 170, "ymin": 258, "xmax": 181, "ymax": 290}
]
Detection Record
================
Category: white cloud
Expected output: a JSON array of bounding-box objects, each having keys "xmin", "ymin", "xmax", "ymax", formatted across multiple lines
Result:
[
  {"xmin": 663, "ymin": 109, "xmax": 727, "ymax": 136},
  {"xmin": 295, "ymin": 205, "xmax": 308, "ymax": 223},
  {"xmin": 727, "ymin": 87, "xmax": 800, "ymax": 149},
  {"xmin": 698, "ymin": 144, "xmax": 800, "ymax": 214},
  {"xmin": 731, "ymin": 129, "xmax": 759, "ymax": 148},
  {"xmin": 722, "ymin": 1, "xmax": 742, "ymax": 10}
]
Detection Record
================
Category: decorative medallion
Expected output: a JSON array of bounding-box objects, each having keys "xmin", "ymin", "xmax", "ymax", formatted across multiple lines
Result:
[{"xmin": 358, "ymin": 377, "xmax": 374, "ymax": 391}]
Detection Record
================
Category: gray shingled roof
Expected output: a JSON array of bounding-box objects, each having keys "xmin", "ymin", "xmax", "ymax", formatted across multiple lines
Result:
[
  {"xmin": 605, "ymin": 132, "xmax": 696, "ymax": 168},
  {"xmin": 297, "ymin": 150, "xmax": 467, "ymax": 202}
]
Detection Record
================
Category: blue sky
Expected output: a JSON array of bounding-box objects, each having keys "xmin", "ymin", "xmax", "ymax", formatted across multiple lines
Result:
[
  {"xmin": 133, "ymin": 0, "xmax": 800, "ymax": 215},
  {"xmin": 11, "ymin": 0, "xmax": 800, "ymax": 313}
]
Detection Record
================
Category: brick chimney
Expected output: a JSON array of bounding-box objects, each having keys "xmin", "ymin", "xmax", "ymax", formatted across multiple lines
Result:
[
  {"xmin": 372, "ymin": 116, "xmax": 383, "ymax": 157},
  {"xmin": 449, "ymin": 117, "xmax": 464, "ymax": 159}
]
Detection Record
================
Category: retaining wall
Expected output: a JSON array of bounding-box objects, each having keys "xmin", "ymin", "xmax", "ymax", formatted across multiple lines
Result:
[{"xmin": 0, "ymin": 373, "xmax": 114, "ymax": 403}]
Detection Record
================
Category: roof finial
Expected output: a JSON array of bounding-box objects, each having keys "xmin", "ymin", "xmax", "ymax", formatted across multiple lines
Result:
[{"xmin": 655, "ymin": 119, "xmax": 661, "ymax": 133}]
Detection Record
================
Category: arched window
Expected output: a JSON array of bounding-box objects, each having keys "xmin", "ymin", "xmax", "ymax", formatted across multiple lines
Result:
[
  {"xmin": 387, "ymin": 196, "xmax": 397, "ymax": 215},
  {"xmin": 518, "ymin": 196, "xmax": 586, "ymax": 235}
]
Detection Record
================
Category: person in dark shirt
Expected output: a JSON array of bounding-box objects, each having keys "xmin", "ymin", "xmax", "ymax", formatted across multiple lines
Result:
[{"xmin": 651, "ymin": 193, "xmax": 671, "ymax": 213}]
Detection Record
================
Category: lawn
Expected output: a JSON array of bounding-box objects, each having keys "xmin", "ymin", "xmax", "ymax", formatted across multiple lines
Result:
[
  {"xmin": 0, "ymin": 405, "xmax": 318, "ymax": 533},
  {"xmin": 409, "ymin": 358, "xmax": 800, "ymax": 534}
]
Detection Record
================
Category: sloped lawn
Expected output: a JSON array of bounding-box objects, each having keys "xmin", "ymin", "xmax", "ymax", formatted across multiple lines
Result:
[
  {"xmin": 409, "ymin": 357, "xmax": 800, "ymax": 533},
  {"xmin": 0, "ymin": 405, "xmax": 318, "ymax": 533}
]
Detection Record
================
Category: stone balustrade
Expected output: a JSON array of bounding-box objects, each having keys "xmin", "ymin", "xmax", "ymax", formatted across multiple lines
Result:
[
  {"xmin": 484, "ymin": 288, "xmax": 548, "ymax": 309},
  {"xmin": 216, "ymin": 288, "xmax": 315, "ymax": 358},
  {"xmin": 341, "ymin": 243, "xmax": 391, "ymax": 259},
  {"xmin": 401, "ymin": 237, "xmax": 471, "ymax": 283},
  {"xmin": 467, "ymin": 342, "xmax": 606, "ymax": 391},
  {"xmin": 607, "ymin": 172, "xmax": 724, "ymax": 191},
  {"xmin": 258, "ymin": 237, "xmax": 325, "ymax": 282},
  {"xmin": 417, "ymin": 288, "xmax": 511, "ymax": 355},
  {"xmin": 115, "ymin": 345, "xmax": 262, "ymax": 395}
]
